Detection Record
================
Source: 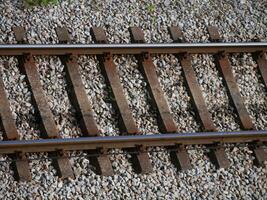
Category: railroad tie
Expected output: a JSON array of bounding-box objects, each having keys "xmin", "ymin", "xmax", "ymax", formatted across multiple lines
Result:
[
  {"xmin": 253, "ymin": 51, "xmax": 267, "ymax": 88},
  {"xmin": 169, "ymin": 145, "xmax": 192, "ymax": 171},
  {"xmin": 168, "ymin": 26, "xmax": 216, "ymax": 132},
  {"xmin": 207, "ymin": 26, "xmax": 254, "ymax": 130},
  {"xmin": 13, "ymin": 26, "xmax": 74, "ymax": 179},
  {"xmin": 55, "ymin": 27, "xmax": 113, "ymax": 176},
  {"xmin": 250, "ymin": 143, "xmax": 267, "ymax": 167},
  {"xmin": 0, "ymin": 71, "xmax": 31, "ymax": 181},
  {"xmin": 129, "ymin": 26, "xmax": 194, "ymax": 171},
  {"xmin": 129, "ymin": 26, "xmax": 177, "ymax": 133},
  {"xmin": 168, "ymin": 26, "xmax": 230, "ymax": 169},
  {"xmin": 90, "ymin": 27, "xmax": 152, "ymax": 174},
  {"xmin": 208, "ymin": 26, "xmax": 266, "ymax": 166}
]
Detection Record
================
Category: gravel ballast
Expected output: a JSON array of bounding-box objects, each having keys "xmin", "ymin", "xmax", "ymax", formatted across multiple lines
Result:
[{"xmin": 0, "ymin": 0, "xmax": 266, "ymax": 199}]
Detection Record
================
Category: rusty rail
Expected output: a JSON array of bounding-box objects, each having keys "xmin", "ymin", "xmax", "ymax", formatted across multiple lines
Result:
[{"xmin": 0, "ymin": 25, "xmax": 266, "ymax": 181}]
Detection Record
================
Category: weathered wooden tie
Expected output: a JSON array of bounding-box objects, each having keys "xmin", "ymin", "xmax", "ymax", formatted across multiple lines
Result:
[
  {"xmin": 0, "ymin": 68, "xmax": 31, "ymax": 181},
  {"xmin": 169, "ymin": 26, "xmax": 230, "ymax": 169},
  {"xmin": 208, "ymin": 26, "xmax": 266, "ymax": 166},
  {"xmin": 55, "ymin": 27, "xmax": 114, "ymax": 176},
  {"xmin": 13, "ymin": 26, "xmax": 74, "ymax": 179},
  {"xmin": 129, "ymin": 26, "xmax": 177, "ymax": 133},
  {"xmin": 90, "ymin": 27, "xmax": 153, "ymax": 174}
]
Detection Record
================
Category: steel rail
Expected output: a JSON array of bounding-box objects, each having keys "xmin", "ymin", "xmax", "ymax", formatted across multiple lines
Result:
[
  {"xmin": 0, "ymin": 42, "xmax": 266, "ymax": 56},
  {"xmin": 0, "ymin": 130, "xmax": 266, "ymax": 154}
]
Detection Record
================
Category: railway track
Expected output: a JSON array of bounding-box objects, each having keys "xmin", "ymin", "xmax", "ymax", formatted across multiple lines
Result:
[{"xmin": 0, "ymin": 26, "xmax": 266, "ymax": 181}]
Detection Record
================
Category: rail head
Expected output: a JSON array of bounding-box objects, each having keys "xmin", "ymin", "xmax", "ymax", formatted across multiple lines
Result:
[
  {"xmin": 0, "ymin": 42, "xmax": 266, "ymax": 56},
  {"xmin": 0, "ymin": 130, "xmax": 266, "ymax": 154}
]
